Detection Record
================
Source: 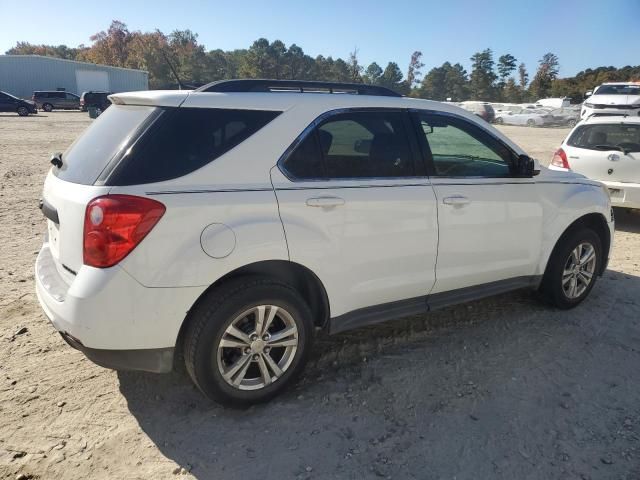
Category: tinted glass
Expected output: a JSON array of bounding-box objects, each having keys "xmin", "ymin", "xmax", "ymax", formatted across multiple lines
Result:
[
  {"xmin": 317, "ymin": 111, "xmax": 414, "ymax": 178},
  {"xmin": 419, "ymin": 114, "xmax": 513, "ymax": 177},
  {"xmin": 595, "ymin": 85, "xmax": 640, "ymax": 96},
  {"xmin": 107, "ymin": 108, "xmax": 281, "ymax": 185},
  {"xmin": 568, "ymin": 124, "xmax": 640, "ymax": 152},
  {"xmin": 54, "ymin": 105, "xmax": 158, "ymax": 184},
  {"xmin": 281, "ymin": 131, "xmax": 324, "ymax": 179}
]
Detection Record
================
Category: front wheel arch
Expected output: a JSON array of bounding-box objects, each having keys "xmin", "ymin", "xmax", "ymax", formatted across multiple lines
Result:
[{"xmin": 544, "ymin": 213, "xmax": 610, "ymax": 279}]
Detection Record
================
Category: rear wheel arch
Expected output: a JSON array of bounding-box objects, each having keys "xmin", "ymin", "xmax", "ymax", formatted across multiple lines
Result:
[{"xmin": 175, "ymin": 260, "xmax": 330, "ymax": 364}]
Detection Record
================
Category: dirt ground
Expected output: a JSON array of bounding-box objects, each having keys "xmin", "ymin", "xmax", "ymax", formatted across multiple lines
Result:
[{"xmin": 1, "ymin": 112, "xmax": 639, "ymax": 480}]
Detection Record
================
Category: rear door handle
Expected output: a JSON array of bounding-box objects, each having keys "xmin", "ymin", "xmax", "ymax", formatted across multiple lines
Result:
[
  {"xmin": 442, "ymin": 195, "xmax": 470, "ymax": 206},
  {"xmin": 306, "ymin": 196, "xmax": 345, "ymax": 207}
]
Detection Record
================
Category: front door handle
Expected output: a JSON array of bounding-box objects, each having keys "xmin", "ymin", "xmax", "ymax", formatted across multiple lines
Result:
[
  {"xmin": 442, "ymin": 195, "xmax": 470, "ymax": 206},
  {"xmin": 306, "ymin": 196, "xmax": 345, "ymax": 207}
]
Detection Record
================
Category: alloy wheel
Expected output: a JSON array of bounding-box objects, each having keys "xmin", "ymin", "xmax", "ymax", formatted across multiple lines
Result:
[
  {"xmin": 216, "ymin": 305, "xmax": 299, "ymax": 391},
  {"xmin": 562, "ymin": 242, "xmax": 596, "ymax": 299}
]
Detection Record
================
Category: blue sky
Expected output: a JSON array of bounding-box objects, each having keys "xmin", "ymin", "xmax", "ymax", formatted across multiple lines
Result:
[{"xmin": 1, "ymin": 0, "xmax": 638, "ymax": 78}]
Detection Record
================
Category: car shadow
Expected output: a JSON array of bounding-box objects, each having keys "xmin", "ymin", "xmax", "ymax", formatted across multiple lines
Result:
[
  {"xmin": 614, "ymin": 207, "xmax": 640, "ymax": 233},
  {"xmin": 117, "ymin": 269, "xmax": 640, "ymax": 478}
]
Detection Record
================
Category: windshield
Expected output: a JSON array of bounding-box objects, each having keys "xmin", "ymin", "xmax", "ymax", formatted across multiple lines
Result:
[
  {"xmin": 54, "ymin": 104, "xmax": 159, "ymax": 184},
  {"xmin": 594, "ymin": 85, "xmax": 640, "ymax": 96},
  {"xmin": 568, "ymin": 124, "xmax": 640, "ymax": 152}
]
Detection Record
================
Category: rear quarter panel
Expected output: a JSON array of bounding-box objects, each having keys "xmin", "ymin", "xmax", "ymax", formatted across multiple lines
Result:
[{"xmin": 112, "ymin": 185, "xmax": 289, "ymax": 288}]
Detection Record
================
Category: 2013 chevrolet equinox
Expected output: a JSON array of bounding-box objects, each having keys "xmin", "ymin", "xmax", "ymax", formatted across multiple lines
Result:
[{"xmin": 35, "ymin": 80, "xmax": 614, "ymax": 405}]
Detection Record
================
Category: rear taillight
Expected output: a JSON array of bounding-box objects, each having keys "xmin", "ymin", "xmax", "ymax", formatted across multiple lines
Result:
[
  {"xmin": 83, "ymin": 195, "xmax": 165, "ymax": 268},
  {"xmin": 80, "ymin": 99, "xmax": 84, "ymax": 106},
  {"xmin": 551, "ymin": 148, "xmax": 570, "ymax": 169}
]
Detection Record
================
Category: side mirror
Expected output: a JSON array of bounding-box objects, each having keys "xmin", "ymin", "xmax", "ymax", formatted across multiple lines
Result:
[
  {"xmin": 585, "ymin": 90, "xmax": 592, "ymax": 98},
  {"xmin": 514, "ymin": 154, "xmax": 538, "ymax": 177}
]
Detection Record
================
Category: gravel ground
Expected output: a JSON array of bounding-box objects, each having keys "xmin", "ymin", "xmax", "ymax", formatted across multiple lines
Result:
[{"xmin": 1, "ymin": 112, "xmax": 639, "ymax": 480}]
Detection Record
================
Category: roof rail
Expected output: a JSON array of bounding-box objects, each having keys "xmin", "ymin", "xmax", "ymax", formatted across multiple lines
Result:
[{"xmin": 195, "ymin": 79, "xmax": 402, "ymax": 97}]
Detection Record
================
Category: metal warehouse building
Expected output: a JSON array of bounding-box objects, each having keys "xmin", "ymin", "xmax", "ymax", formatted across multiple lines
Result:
[{"xmin": 0, "ymin": 55, "xmax": 148, "ymax": 99}]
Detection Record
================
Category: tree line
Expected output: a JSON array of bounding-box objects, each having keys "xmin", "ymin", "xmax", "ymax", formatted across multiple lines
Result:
[{"xmin": 6, "ymin": 20, "xmax": 640, "ymax": 103}]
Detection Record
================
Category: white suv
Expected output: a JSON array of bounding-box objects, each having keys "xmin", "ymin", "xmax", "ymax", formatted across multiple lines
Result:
[
  {"xmin": 550, "ymin": 115, "xmax": 640, "ymax": 209},
  {"xmin": 36, "ymin": 80, "xmax": 614, "ymax": 405},
  {"xmin": 581, "ymin": 82, "xmax": 640, "ymax": 120}
]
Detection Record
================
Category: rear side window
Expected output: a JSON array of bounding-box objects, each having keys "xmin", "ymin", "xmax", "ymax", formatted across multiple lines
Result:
[
  {"xmin": 568, "ymin": 124, "xmax": 640, "ymax": 152},
  {"xmin": 282, "ymin": 111, "xmax": 415, "ymax": 180},
  {"xmin": 107, "ymin": 108, "xmax": 281, "ymax": 185},
  {"xmin": 55, "ymin": 105, "xmax": 159, "ymax": 185}
]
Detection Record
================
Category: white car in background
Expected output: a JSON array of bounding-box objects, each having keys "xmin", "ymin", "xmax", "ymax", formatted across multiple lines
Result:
[
  {"xmin": 582, "ymin": 83, "xmax": 640, "ymax": 119},
  {"xmin": 35, "ymin": 79, "xmax": 614, "ymax": 405},
  {"xmin": 494, "ymin": 108, "xmax": 554, "ymax": 127},
  {"xmin": 550, "ymin": 115, "xmax": 640, "ymax": 209}
]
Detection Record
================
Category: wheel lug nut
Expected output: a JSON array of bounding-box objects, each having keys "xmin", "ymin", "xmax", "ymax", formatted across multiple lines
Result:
[
  {"xmin": 250, "ymin": 334, "xmax": 258, "ymax": 341},
  {"xmin": 264, "ymin": 347, "xmax": 270, "ymax": 354},
  {"xmin": 244, "ymin": 347, "xmax": 250, "ymax": 354},
  {"xmin": 253, "ymin": 354, "xmax": 259, "ymax": 361},
  {"xmin": 262, "ymin": 334, "xmax": 269, "ymax": 341}
]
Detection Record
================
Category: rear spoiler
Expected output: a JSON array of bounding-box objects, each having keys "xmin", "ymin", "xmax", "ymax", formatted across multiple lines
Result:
[{"xmin": 108, "ymin": 91, "xmax": 190, "ymax": 108}]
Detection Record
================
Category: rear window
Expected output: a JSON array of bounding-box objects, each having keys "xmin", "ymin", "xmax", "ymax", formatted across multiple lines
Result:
[
  {"xmin": 106, "ymin": 108, "xmax": 281, "ymax": 185},
  {"xmin": 568, "ymin": 124, "xmax": 640, "ymax": 152},
  {"xmin": 54, "ymin": 105, "xmax": 159, "ymax": 185}
]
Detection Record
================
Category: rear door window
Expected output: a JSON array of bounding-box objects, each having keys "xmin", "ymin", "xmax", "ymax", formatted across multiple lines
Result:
[{"xmin": 281, "ymin": 110, "xmax": 416, "ymax": 180}]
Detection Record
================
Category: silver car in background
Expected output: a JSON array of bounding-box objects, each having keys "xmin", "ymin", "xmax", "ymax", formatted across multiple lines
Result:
[{"xmin": 494, "ymin": 108, "xmax": 554, "ymax": 127}]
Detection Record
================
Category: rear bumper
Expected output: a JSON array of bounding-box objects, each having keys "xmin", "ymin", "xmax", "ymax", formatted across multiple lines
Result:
[
  {"xmin": 601, "ymin": 180, "xmax": 640, "ymax": 209},
  {"xmin": 35, "ymin": 243, "xmax": 205, "ymax": 372},
  {"xmin": 60, "ymin": 332, "xmax": 174, "ymax": 373}
]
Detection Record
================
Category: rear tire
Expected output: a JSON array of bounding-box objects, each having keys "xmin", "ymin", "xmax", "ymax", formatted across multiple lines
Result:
[
  {"xmin": 184, "ymin": 277, "xmax": 314, "ymax": 406},
  {"xmin": 538, "ymin": 228, "xmax": 602, "ymax": 309},
  {"xmin": 495, "ymin": 117, "xmax": 504, "ymax": 124},
  {"xmin": 43, "ymin": 103, "xmax": 53, "ymax": 112},
  {"xmin": 526, "ymin": 119, "xmax": 536, "ymax": 127}
]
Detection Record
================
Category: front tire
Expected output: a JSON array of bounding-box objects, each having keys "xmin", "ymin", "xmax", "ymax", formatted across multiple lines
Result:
[
  {"xmin": 17, "ymin": 106, "xmax": 29, "ymax": 116},
  {"xmin": 184, "ymin": 277, "xmax": 314, "ymax": 406},
  {"xmin": 526, "ymin": 119, "xmax": 536, "ymax": 127},
  {"xmin": 539, "ymin": 228, "xmax": 602, "ymax": 309}
]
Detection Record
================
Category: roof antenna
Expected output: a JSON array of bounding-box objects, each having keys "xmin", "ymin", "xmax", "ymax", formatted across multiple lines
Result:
[{"xmin": 161, "ymin": 49, "xmax": 187, "ymax": 90}]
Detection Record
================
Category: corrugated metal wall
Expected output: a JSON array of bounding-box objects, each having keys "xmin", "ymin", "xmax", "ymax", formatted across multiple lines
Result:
[{"xmin": 0, "ymin": 55, "xmax": 148, "ymax": 98}]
